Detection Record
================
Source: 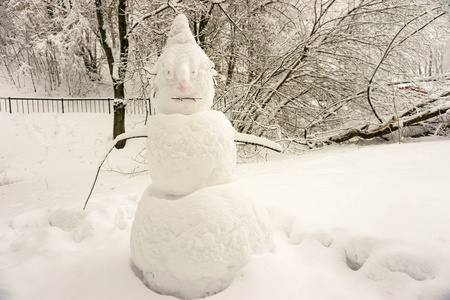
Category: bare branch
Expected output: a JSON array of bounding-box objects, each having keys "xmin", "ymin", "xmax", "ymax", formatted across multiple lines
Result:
[
  {"xmin": 83, "ymin": 131, "xmax": 147, "ymax": 210},
  {"xmin": 329, "ymin": 98, "xmax": 450, "ymax": 144},
  {"xmin": 128, "ymin": 1, "xmax": 181, "ymax": 35}
]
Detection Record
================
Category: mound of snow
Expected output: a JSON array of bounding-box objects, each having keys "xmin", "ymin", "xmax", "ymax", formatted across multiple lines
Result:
[
  {"xmin": 130, "ymin": 182, "xmax": 273, "ymax": 299},
  {"xmin": 146, "ymin": 111, "xmax": 236, "ymax": 195}
]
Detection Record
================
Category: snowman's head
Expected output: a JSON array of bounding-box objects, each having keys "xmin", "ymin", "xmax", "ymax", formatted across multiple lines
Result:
[{"xmin": 151, "ymin": 14, "xmax": 216, "ymax": 115}]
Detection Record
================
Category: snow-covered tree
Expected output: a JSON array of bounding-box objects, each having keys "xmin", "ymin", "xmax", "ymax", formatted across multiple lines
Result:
[
  {"xmin": 1, "ymin": 0, "xmax": 449, "ymax": 148},
  {"xmin": 0, "ymin": 0, "xmax": 99, "ymax": 94},
  {"xmin": 205, "ymin": 0, "xmax": 450, "ymax": 146}
]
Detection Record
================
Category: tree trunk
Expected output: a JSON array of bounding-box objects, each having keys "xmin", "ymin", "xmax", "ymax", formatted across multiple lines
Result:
[
  {"xmin": 225, "ymin": 24, "xmax": 236, "ymax": 87},
  {"xmin": 113, "ymin": 80, "xmax": 126, "ymax": 149},
  {"xmin": 95, "ymin": 0, "xmax": 128, "ymax": 149},
  {"xmin": 113, "ymin": 0, "xmax": 129, "ymax": 149},
  {"xmin": 193, "ymin": 3, "xmax": 214, "ymax": 49}
]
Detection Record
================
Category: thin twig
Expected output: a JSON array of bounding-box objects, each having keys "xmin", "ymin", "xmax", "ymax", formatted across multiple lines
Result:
[
  {"xmin": 83, "ymin": 134, "xmax": 147, "ymax": 210},
  {"xmin": 128, "ymin": 1, "xmax": 180, "ymax": 35},
  {"xmin": 217, "ymin": 4, "xmax": 250, "ymax": 43},
  {"xmin": 235, "ymin": 140, "xmax": 282, "ymax": 153},
  {"xmin": 171, "ymin": 97, "xmax": 202, "ymax": 101}
]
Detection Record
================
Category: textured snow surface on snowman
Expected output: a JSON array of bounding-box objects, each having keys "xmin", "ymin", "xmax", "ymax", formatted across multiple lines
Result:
[
  {"xmin": 130, "ymin": 13, "xmax": 275, "ymax": 299},
  {"xmin": 130, "ymin": 183, "xmax": 273, "ymax": 300},
  {"xmin": 152, "ymin": 14, "xmax": 215, "ymax": 115},
  {"xmin": 146, "ymin": 110, "xmax": 236, "ymax": 196}
]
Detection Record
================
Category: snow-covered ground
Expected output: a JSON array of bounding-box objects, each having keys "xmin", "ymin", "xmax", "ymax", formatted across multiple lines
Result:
[{"xmin": 1, "ymin": 113, "xmax": 450, "ymax": 300}]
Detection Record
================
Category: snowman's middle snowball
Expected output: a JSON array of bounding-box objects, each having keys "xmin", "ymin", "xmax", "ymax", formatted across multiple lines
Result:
[{"xmin": 146, "ymin": 110, "xmax": 236, "ymax": 196}]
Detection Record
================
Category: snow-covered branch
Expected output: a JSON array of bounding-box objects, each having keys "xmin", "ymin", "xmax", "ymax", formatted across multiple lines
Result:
[
  {"xmin": 328, "ymin": 99, "xmax": 450, "ymax": 144},
  {"xmin": 234, "ymin": 131, "xmax": 282, "ymax": 153},
  {"xmin": 129, "ymin": 1, "xmax": 181, "ymax": 34}
]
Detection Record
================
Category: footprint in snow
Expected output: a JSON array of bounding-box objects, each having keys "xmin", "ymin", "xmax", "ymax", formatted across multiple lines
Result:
[
  {"xmin": 267, "ymin": 208, "xmax": 439, "ymax": 285},
  {"xmin": 342, "ymin": 235, "xmax": 436, "ymax": 281},
  {"xmin": 266, "ymin": 208, "xmax": 332, "ymax": 248},
  {"xmin": 288, "ymin": 220, "xmax": 333, "ymax": 248},
  {"xmin": 365, "ymin": 250, "xmax": 436, "ymax": 281},
  {"xmin": 343, "ymin": 236, "xmax": 379, "ymax": 271}
]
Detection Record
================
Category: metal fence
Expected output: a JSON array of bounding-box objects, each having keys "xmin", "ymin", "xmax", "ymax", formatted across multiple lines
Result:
[{"xmin": 0, "ymin": 97, "xmax": 151, "ymax": 114}]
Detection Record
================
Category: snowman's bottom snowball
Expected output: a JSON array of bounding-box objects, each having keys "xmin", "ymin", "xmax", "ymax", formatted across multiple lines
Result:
[{"xmin": 130, "ymin": 182, "xmax": 273, "ymax": 300}]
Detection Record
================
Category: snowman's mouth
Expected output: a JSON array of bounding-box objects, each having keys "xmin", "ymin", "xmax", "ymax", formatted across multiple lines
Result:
[{"xmin": 171, "ymin": 97, "xmax": 201, "ymax": 102}]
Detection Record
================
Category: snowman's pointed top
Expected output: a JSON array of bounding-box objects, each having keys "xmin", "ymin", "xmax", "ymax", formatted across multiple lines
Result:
[{"xmin": 167, "ymin": 14, "xmax": 196, "ymax": 45}]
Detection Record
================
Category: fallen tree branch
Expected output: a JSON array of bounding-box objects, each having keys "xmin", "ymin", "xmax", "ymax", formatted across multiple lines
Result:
[
  {"xmin": 388, "ymin": 74, "xmax": 450, "ymax": 86},
  {"xmin": 328, "ymin": 101, "xmax": 450, "ymax": 144}
]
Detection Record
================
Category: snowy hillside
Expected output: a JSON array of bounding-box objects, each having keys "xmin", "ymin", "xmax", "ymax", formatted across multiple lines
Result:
[{"xmin": 1, "ymin": 113, "xmax": 450, "ymax": 300}]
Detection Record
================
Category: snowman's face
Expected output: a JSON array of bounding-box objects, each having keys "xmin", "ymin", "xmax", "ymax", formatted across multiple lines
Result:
[{"xmin": 153, "ymin": 43, "xmax": 215, "ymax": 115}]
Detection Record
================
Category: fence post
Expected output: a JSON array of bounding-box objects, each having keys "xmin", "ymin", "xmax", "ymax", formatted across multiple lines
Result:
[
  {"xmin": 61, "ymin": 98, "xmax": 64, "ymax": 113},
  {"xmin": 108, "ymin": 98, "xmax": 111, "ymax": 114},
  {"xmin": 8, "ymin": 97, "xmax": 12, "ymax": 114}
]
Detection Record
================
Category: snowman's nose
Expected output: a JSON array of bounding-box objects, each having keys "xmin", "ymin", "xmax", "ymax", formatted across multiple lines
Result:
[{"xmin": 178, "ymin": 80, "xmax": 191, "ymax": 92}]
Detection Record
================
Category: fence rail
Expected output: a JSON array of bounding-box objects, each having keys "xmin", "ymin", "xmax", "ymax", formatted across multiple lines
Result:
[{"xmin": 0, "ymin": 97, "xmax": 151, "ymax": 114}]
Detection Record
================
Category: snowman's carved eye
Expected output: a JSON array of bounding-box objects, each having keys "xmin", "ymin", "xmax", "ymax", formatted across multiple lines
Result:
[{"xmin": 165, "ymin": 68, "xmax": 174, "ymax": 79}]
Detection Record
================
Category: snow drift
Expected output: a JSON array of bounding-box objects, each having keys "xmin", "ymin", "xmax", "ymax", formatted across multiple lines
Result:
[{"xmin": 1, "ymin": 114, "xmax": 450, "ymax": 300}]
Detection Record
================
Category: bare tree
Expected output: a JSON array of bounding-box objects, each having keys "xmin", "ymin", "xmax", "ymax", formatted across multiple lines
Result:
[
  {"xmin": 209, "ymin": 0, "xmax": 450, "ymax": 147},
  {"xmin": 0, "ymin": 0, "xmax": 101, "ymax": 94},
  {"xmin": 2, "ymin": 0, "xmax": 449, "ymax": 150}
]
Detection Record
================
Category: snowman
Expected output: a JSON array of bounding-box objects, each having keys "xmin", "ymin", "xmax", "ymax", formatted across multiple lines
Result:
[
  {"xmin": 128, "ymin": 15, "xmax": 283, "ymax": 299},
  {"xmin": 86, "ymin": 14, "xmax": 281, "ymax": 300}
]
